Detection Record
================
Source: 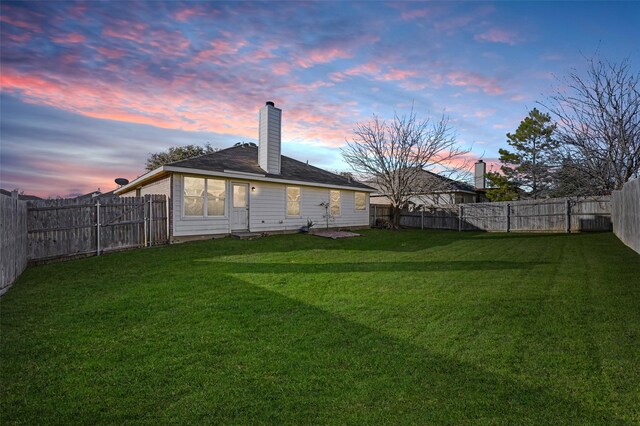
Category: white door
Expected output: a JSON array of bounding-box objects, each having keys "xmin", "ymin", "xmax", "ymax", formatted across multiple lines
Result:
[{"xmin": 231, "ymin": 183, "xmax": 249, "ymax": 230}]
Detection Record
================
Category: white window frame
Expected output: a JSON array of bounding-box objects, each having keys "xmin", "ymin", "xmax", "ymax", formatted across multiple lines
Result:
[
  {"xmin": 354, "ymin": 192, "xmax": 366, "ymax": 211},
  {"xmin": 286, "ymin": 186, "xmax": 301, "ymax": 217},
  {"xmin": 329, "ymin": 190, "xmax": 341, "ymax": 217},
  {"xmin": 182, "ymin": 176, "xmax": 227, "ymax": 218}
]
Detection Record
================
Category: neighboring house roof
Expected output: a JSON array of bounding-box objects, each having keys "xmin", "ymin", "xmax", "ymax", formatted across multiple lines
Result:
[
  {"xmin": 116, "ymin": 143, "xmax": 374, "ymax": 194},
  {"xmin": 74, "ymin": 189, "xmax": 117, "ymax": 200},
  {"xmin": 417, "ymin": 170, "xmax": 477, "ymax": 193},
  {"xmin": 367, "ymin": 169, "xmax": 477, "ymax": 196},
  {"xmin": 0, "ymin": 188, "xmax": 43, "ymax": 200}
]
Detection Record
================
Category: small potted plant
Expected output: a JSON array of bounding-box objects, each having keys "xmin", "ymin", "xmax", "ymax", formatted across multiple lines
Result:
[{"xmin": 300, "ymin": 219, "xmax": 315, "ymax": 233}]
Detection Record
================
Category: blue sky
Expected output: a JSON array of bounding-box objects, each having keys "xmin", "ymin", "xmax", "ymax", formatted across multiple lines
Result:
[{"xmin": 1, "ymin": 1, "xmax": 638, "ymax": 197}]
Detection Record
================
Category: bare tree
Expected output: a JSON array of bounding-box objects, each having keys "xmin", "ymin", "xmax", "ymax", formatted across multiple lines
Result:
[
  {"xmin": 342, "ymin": 109, "xmax": 470, "ymax": 226},
  {"xmin": 543, "ymin": 57, "xmax": 640, "ymax": 194}
]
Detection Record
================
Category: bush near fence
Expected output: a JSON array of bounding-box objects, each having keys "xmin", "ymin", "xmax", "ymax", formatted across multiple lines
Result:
[
  {"xmin": 371, "ymin": 196, "xmax": 612, "ymax": 233},
  {"xmin": 612, "ymin": 178, "xmax": 640, "ymax": 255}
]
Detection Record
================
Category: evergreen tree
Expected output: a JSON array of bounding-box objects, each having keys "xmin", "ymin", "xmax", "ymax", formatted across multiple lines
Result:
[{"xmin": 486, "ymin": 108, "xmax": 557, "ymax": 200}]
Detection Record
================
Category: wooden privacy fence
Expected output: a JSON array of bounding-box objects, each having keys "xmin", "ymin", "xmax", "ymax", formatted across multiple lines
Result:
[
  {"xmin": 371, "ymin": 196, "xmax": 612, "ymax": 232},
  {"xmin": 612, "ymin": 178, "xmax": 640, "ymax": 254},
  {"xmin": 1, "ymin": 192, "xmax": 28, "ymax": 295},
  {"xmin": 27, "ymin": 195, "xmax": 168, "ymax": 263}
]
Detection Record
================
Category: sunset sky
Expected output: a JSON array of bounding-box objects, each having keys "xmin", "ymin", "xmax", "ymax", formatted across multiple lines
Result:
[{"xmin": 1, "ymin": 1, "xmax": 638, "ymax": 198}]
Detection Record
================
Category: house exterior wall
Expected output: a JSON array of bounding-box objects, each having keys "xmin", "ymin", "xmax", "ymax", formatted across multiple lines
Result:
[
  {"xmin": 171, "ymin": 173, "xmax": 369, "ymax": 237},
  {"xmin": 119, "ymin": 188, "xmax": 137, "ymax": 197},
  {"xmin": 139, "ymin": 176, "xmax": 171, "ymax": 197}
]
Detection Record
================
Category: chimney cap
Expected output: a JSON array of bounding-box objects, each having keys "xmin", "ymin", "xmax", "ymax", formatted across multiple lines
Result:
[
  {"xmin": 476, "ymin": 159, "xmax": 485, "ymax": 163},
  {"xmin": 265, "ymin": 101, "xmax": 275, "ymax": 107}
]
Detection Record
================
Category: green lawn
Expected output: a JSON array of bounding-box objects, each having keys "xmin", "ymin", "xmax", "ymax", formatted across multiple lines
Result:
[{"xmin": 2, "ymin": 230, "xmax": 639, "ymax": 425}]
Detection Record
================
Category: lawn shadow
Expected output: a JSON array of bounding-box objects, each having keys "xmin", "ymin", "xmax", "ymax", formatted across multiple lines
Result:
[
  {"xmin": 193, "ymin": 260, "xmax": 549, "ymax": 274},
  {"xmin": 8, "ymin": 274, "xmax": 624, "ymax": 424}
]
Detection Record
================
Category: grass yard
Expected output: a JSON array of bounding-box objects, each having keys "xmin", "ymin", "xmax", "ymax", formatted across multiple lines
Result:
[{"xmin": 1, "ymin": 230, "xmax": 639, "ymax": 424}]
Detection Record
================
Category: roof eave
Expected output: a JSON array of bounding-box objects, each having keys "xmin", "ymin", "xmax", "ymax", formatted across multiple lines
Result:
[
  {"xmin": 164, "ymin": 166, "xmax": 376, "ymax": 192},
  {"xmin": 114, "ymin": 166, "xmax": 168, "ymax": 195}
]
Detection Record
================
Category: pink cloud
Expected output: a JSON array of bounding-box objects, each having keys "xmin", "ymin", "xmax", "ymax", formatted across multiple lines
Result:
[
  {"xmin": 330, "ymin": 62, "xmax": 382, "ymax": 82},
  {"xmin": 434, "ymin": 15, "xmax": 474, "ymax": 32},
  {"xmin": 331, "ymin": 62, "xmax": 418, "ymax": 84},
  {"xmin": 382, "ymin": 68, "xmax": 417, "ymax": 81},
  {"xmin": 7, "ymin": 158, "xmax": 129, "ymax": 198},
  {"xmin": 146, "ymin": 29, "xmax": 191, "ymax": 56},
  {"xmin": 447, "ymin": 71, "xmax": 504, "ymax": 95},
  {"xmin": 473, "ymin": 108, "xmax": 496, "ymax": 119},
  {"xmin": 296, "ymin": 46, "xmax": 352, "ymax": 68},
  {"xmin": 401, "ymin": 9, "xmax": 430, "ymax": 21},
  {"xmin": 474, "ymin": 28, "xmax": 520, "ymax": 46},
  {"xmin": 102, "ymin": 22, "xmax": 148, "ymax": 43},
  {"xmin": 192, "ymin": 38, "xmax": 247, "ymax": 64},
  {"xmin": 0, "ymin": 13, "xmax": 41, "ymax": 32},
  {"xmin": 272, "ymin": 62, "xmax": 292, "ymax": 75},
  {"xmin": 2, "ymin": 31, "xmax": 32, "ymax": 43},
  {"xmin": 399, "ymin": 81, "xmax": 429, "ymax": 91},
  {"xmin": 96, "ymin": 47, "xmax": 127, "ymax": 60},
  {"xmin": 0, "ymin": 65, "xmax": 358, "ymax": 151},
  {"xmin": 51, "ymin": 32, "xmax": 86, "ymax": 44},
  {"xmin": 174, "ymin": 7, "xmax": 216, "ymax": 22}
]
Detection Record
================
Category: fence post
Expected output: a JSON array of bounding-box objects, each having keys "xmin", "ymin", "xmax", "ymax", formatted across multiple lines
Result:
[
  {"xmin": 506, "ymin": 203, "xmax": 511, "ymax": 232},
  {"xmin": 374, "ymin": 205, "xmax": 377, "ymax": 226},
  {"xmin": 566, "ymin": 198, "xmax": 571, "ymax": 233},
  {"xmin": 12, "ymin": 191, "xmax": 19, "ymax": 274},
  {"xmin": 166, "ymin": 195, "xmax": 170, "ymax": 242},
  {"xmin": 149, "ymin": 196, "xmax": 153, "ymax": 246},
  {"xmin": 458, "ymin": 205, "xmax": 462, "ymax": 232},
  {"xmin": 143, "ymin": 197, "xmax": 148, "ymax": 248},
  {"xmin": 421, "ymin": 209, "xmax": 424, "ymax": 230},
  {"xmin": 96, "ymin": 200, "xmax": 101, "ymax": 256}
]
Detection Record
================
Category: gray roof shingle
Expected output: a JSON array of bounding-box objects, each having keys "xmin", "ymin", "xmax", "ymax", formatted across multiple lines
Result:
[{"xmin": 169, "ymin": 144, "xmax": 373, "ymax": 190}]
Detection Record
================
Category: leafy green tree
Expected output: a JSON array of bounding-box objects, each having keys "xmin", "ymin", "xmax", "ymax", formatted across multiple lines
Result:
[
  {"xmin": 487, "ymin": 108, "xmax": 557, "ymax": 200},
  {"xmin": 146, "ymin": 143, "xmax": 217, "ymax": 170}
]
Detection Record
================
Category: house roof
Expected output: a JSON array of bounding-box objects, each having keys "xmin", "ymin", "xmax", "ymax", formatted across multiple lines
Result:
[
  {"xmin": 168, "ymin": 144, "xmax": 373, "ymax": 190},
  {"xmin": 419, "ymin": 170, "xmax": 477, "ymax": 193},
  {"xmin": 0, "ymin": 188, "xmax": 43, "ymax": 201},
  {"xmin": 367, "ymin": 168, "xmax": 478, "ymax": 195},
  {"xmin": 74, "ymin": 189, "xmax": 117, "ymax": 200},
  {"xmin": 116, "ymin": 144, "xmax": 374, "ymax": 194}
]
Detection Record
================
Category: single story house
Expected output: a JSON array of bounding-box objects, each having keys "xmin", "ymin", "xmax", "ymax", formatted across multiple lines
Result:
[
  {"xmin": 368, "ymin": 161, "xmax": 489, "ymax": 209},
  {"xmin": 115, "ymin": 102, "xmax": 375, "ymax": 241}
]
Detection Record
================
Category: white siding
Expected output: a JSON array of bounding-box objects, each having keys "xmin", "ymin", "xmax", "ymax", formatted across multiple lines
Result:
[
  {"xmin": 172, "ymin": 173, "xmax": 231, "ymax": 237},
  {"xmin": 140, "ymin": 176, "xmax": 170, "ymax": 197},
  {"xmin": 250, "ymin": 183, "xmax": 369, "ymax": 232},
  {"xmin": 119, "ymin": 189, "xmax": 137, "ymax": 197},
  {"xmin": 172, "ymin": 174, "xmax": 370, "ymax": 236}
]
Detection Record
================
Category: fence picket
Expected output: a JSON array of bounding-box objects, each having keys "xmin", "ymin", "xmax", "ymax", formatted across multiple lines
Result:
[
  {"xmin": 25, "ymin": 195, "xmax": 168, "ymax": 263},
  {"xmin": 371, "ymin": 196, "xmax": 612, "ymax": 233}
]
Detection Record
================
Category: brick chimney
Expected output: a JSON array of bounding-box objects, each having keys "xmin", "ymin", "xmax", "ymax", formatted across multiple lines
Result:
[
  {"xmin": 258, "ymin": 101, "xmax": 282, "ymax": 174},
  {"xmin": 474, "ymin": 160, "xmax": 486, "ymax": 189}
]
